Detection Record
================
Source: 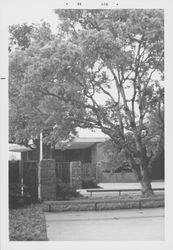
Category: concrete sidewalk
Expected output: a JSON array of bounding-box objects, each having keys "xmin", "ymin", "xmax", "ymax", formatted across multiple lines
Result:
[
  {"xmin": 99, "ymin": 181, "xmax": 164, "ymax": 189},
  {"xmin": 45, "ymin": 208, "xmax": 164, "ymax": 241}
]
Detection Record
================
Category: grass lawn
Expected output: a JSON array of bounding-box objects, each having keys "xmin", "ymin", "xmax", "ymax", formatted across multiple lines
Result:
[{"xmin": 9, "ymin": 203, "xmax": 48, "ymax": 241}]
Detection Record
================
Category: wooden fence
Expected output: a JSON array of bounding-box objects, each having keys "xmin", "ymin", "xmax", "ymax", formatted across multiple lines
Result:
[
  {"xmin": 9, "ymin": 160, "xmax": 38, "ymax": 200},
  {"xmin": 23, "ymin": 160, "xmax": 38, "ymax": 200},
  {"xmin": 56, "ymin": 162, "xmax": 70, "ymax": 183},
  {"xmin": 56, "ymin": 162, "xmax": 97, "ymax": 183},
  {"xmin": 9, "ymin": 160, "xmax": 20, "ymax": 184}
]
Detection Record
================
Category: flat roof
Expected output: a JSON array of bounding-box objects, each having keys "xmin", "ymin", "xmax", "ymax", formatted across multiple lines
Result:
[
  {"xmin": 9, "ymin": 136, "xmax": 108, "ymax": 152},
  {"xmin": 55, "ymin": 137, "xmax": 107, "ymax": 149},
  {"xmin": 9, "ymin": 144, "xmax": 32, "ymax": 152}
]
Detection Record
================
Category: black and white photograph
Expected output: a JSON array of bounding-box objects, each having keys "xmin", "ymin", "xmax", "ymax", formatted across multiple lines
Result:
[{"xmin": 0, "ymin": 0, "xmax": 173, "ymax": 249}]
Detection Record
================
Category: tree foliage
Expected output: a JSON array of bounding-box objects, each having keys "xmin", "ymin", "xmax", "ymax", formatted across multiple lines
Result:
[
  {"xmin": 9, "ymin": 10, "xmax": 164, "ymax": 195},
  {"xmin": 9, "ymin": 23, "xmax": 33, "ymax": 51}
]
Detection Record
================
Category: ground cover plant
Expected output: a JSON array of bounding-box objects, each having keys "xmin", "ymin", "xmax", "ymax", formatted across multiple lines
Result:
[
  {"xmin": 56, "ymin": 181, "xmax": 81, "ymax": 200},
  {"xmin": 9, "ymin": 203, "xmax": 47, "ymax": 241}
]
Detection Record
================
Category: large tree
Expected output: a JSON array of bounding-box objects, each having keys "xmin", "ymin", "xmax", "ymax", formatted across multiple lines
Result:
[
  {"xmin": 8, "ymin": 23, "xmax": 33, "ymax": 52},
  {"xmin": 9, "ymin": 9, "xmax": 164, "ymax": 196}
]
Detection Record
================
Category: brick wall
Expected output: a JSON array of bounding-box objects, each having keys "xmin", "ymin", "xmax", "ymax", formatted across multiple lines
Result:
[
  {"xmin": 96, "ymin": 161, "xmax": 137, "ymax": 183},
  {"xmin": 40, "ymin": 159, "xmax": 56, "ymax": 201},
  {"xmin": 40, "ymin": 160, "xmax": 83, "ymax": 201},
  {"xmin": 81, "ymin": 163, "xmax": 97, "ymax": 181},
  {"xmin": 91, "ymin": 143, "xmax": 106, "ymax": 163}
]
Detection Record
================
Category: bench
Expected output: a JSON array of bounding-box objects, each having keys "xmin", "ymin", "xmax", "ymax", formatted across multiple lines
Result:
[{"xmin": 86, "ymin": 187, "xmax": 164, "ymax": 197}]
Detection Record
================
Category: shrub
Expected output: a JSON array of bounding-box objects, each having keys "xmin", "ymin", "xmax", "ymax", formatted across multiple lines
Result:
[
  {"xmin": 9, "ymin": 183, "xmax": 32, "ymax": 209},
  {"xmin": 56, "ymin": 179, "xmax": 81, "ymax": 200},
  {"xmin": 82, "ymin": 178, "xmax": 100, "ymax": 189}
]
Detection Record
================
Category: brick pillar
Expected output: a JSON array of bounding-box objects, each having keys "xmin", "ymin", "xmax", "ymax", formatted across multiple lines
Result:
[
  {"xmin": 70, "ymin": 161, "xmax": 82, "ymax": 189},
  {"xmin": 40, "ymin": 159, "xmax": 56, "ymax": 201}
]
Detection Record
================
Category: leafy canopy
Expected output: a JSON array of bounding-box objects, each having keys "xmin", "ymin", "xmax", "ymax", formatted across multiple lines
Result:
[{"xmin": 9, "ymin": 9, "xmax": 164, "ymax": 158}]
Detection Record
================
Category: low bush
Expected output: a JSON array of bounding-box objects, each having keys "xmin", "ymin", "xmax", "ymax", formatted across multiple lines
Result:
[
  {"xmin": 82, "ymin": 178, "xmax": 100, "ymax": 189},
  {"xmin": 9, "ymin": 183, "xmax": 35, "ymax": 209},
  {"xmin": 56, "ymin": 179, "xmax": 81, "ymax": 200}
]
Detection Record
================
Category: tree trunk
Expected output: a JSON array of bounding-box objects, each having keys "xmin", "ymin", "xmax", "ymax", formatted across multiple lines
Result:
[
  {"xmin": 125, "ymin": 147, "xmax": 155, "ymax": 197},
  {"xmin": 140, "ymin": 167, "xmax": 154, "ymax": 197}
]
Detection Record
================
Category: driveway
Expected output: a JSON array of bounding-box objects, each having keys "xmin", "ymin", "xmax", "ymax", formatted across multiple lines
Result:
[{"xmin": 45, "ymin": 208, "xmax": 164, "ymax": 241}]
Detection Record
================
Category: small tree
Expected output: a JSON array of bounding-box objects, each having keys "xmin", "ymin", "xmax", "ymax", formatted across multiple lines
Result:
[{"xmin": 9, "ymin": 10, "xmax": 164, "ymax": 196}]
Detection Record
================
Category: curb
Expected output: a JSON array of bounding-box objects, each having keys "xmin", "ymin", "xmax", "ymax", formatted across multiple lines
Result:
[{"xmin": 43, "ymin": 197, "xmax": 164, "ymax": 212}]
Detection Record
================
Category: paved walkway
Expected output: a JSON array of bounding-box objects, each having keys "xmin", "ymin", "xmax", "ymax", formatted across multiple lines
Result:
[
  {"xmin": 45, "ymin": 208, "xmax": 164, "ymax": 241},
  {"xmin": 77, "ymin": 181, "xmax": 164, "ymax": 197},
  {"xmin": 99, "ymin": 181, "xmax": 164, "ymax": 189}
]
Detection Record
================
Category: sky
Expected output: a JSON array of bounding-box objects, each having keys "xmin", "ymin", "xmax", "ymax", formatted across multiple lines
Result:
[{"xmin": 7, "ymin": 8, "xmax": 59, "ymax": 33}]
